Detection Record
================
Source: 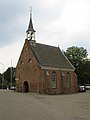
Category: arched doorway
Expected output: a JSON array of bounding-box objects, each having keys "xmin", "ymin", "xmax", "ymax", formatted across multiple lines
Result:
[{"xmin": 23, "ymin": 81, "xmax": 29, "ymax": 92}]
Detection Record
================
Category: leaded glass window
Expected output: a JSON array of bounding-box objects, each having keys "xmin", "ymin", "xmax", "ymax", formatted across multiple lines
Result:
[
  {"xmin": 52, "ymin": 72, "xmax": 56, "ymax": 88},
  {"xmin": 66, "ymin": 72, "xmax": 70, "ymax": 86}
]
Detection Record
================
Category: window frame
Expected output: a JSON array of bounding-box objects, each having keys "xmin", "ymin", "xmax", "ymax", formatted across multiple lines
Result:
[
  {"xmin": 66, "ymin": 72, "xmax": 71, "ymax": 87},
  {"xmin": 52, "ymin": 72, "xmax": 57, "ymax": 89}
]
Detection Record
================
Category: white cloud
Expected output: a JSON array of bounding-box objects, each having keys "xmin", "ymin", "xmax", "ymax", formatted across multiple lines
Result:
[
  {"xmin": 61, "ymin": 2, "xmax": 88, "ymax": 31},
  {"xmin": 35, "ymin": 0, "xmax": 90, "ymax": 52},
  {"xmin": 0, "ymin": 0, "xmax": 90, "ymax": 73},
  {"xmin": 0, "ymin": 38, "xmax": 24, "ymax": 73}
]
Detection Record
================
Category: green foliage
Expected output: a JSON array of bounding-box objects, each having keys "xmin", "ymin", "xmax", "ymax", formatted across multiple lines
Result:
[
  {"xmin": 65, "ymin": 46, "xmax": 90, "ymax": 84},
  {"xmin": 77, "ymin": 60, "xmax": 90, "ymax": 84},
  {"xmin": 0, "ymin": 84, "xmax": 7, "ymax": 89},
  {"xmin": 0, "ymin": 73, "xmax": 2, "ymax": 84},
  {"xmin": 0, "ymin": 67, "xmax": 16, "ymax": 89},
  {"xmin": 65, "ymin": 46, "xmax": 88, "ymax": 68},
  {"xmin": 4, "ymin": 67, "xmax": 16, "ymax": 85}
]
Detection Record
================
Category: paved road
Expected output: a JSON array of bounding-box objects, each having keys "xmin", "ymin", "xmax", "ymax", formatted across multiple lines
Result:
[{"xmin": 0, "ymin": 90, "xmax": 90, "ymax": 120}]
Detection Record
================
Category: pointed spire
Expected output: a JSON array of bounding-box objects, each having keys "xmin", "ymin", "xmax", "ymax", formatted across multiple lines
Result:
[
  {"xmin": 26, "ymin": 7, "xmax": 36, "ymax": 43},
  {"xmin": 26, "ymin": 7, "xmax": 36, "ymax": 33}
]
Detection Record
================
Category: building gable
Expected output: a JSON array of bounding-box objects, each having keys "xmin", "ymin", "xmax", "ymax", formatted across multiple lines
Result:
[{"xmin": 16, "ymin": 39, "xmax": 39, "ymax": 72}]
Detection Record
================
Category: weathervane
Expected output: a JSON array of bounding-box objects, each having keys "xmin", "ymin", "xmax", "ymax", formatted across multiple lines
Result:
[{"xmin": 30, "ymin": 6, "xmax": 32, "ymax": 17}]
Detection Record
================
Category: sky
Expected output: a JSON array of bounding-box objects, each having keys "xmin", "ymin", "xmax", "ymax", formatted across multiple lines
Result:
[{"xmin": 0, "ymin": 0, "xmax": 90, "ymax": 73}]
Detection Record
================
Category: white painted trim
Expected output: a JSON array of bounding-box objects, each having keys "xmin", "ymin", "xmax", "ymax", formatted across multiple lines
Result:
[
  {"xmin": 40, "ymin": 65, "xmax": 74, "ymax": 71},
  {"xmin": 61, "ymin": 68, "xmax": 74, "ymax": 71}
]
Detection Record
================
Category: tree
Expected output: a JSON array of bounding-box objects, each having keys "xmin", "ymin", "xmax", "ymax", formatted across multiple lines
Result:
[
  {"xmin": 4, "ymin": 67, "xmax": 16, "ymax": 85},
  {"xmin": 0, "ymin": 73, "xmax": 2, "ymax": 84},
  {"xmin": 77, "ymin": 60, "xmax": 90, "ymax": 84},
  {"xmin": 64, "ymin": 46, "xmax": 89, "ymax": 84},
  {"xmin": 64, "ymin": 46, "xmax": 88, "ymax": 69}
]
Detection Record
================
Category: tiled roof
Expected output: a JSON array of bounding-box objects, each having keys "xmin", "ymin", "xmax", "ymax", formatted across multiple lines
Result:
[{"xmin": 31, "ymin": 43, "xmax": 74, "ymax": 69}]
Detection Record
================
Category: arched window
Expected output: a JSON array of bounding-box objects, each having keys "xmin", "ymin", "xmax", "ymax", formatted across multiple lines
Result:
[
  {"xmin": 52, "ymin": 72, "xmax": 57, "ymax": 88},
  {"xmin": 66, "ymin": 72, "xmax": 71, "ymax": 86}
]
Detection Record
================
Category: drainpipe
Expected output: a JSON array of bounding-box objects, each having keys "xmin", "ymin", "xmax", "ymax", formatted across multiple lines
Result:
[{"xmin": 60, "ymin": 66, "xmax": 62, "ymax": 94}]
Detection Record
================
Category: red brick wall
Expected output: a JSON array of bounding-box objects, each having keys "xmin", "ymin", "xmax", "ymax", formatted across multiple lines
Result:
[
  {"xmin": 16, "ymin": 39, "xmax": 41, "ymax": 93},
  {"xmin": 61, "ymin": 71, "xmax": 78, "ymax": 94},
  {"xmin": 16, "ymin": 39, "xmax": 78, "ymax": 94}
]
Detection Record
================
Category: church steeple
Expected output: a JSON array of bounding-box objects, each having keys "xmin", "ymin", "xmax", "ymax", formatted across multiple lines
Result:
[{"xmin": 26, "ymin": 7, "xmax": 36, "ymax": 44}]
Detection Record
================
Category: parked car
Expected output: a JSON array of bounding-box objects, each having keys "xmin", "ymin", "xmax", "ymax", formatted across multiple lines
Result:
[
  {"xmin": 10, "ymin": 86, "xmax": 16, "ymax": 90},
  {"xmin": 78, "ymin": 85, "xmax": 86, "ymax": 92},
  {"xmin": 85, "ymin": 84, "xmax": 90, "ymax": 90}
]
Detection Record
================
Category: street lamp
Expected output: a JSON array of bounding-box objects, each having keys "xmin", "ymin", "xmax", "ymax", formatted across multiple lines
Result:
[{"xmin": 0, "ymin": 63, "xmax": 4, "ymax": 89}]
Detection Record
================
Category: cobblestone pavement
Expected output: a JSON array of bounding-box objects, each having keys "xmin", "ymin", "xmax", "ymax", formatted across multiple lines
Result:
[{"xmin": 0, "ymin": 90, "xmax": 90, "ymax": 120}]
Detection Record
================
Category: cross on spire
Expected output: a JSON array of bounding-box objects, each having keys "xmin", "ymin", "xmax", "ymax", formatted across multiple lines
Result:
[{"xmin": 30, "ymin": 6, "xmax": 32, "ymax": 16}]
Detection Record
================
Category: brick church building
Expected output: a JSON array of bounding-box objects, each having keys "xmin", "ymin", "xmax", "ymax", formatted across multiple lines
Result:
[{"xmin": 16, "ymin": 11, "xmax": 78, "ymax": 94}]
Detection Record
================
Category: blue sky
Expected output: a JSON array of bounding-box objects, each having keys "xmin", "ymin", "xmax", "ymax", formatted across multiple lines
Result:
[{"xmin": 0, "ymin": 0, "xmax": 90, "ymax": 73}]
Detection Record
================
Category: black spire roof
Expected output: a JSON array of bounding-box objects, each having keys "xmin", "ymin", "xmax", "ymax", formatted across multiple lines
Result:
[{"xmin": 26, "ymin": 10, "xmax": 36, "ymax": 33}]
